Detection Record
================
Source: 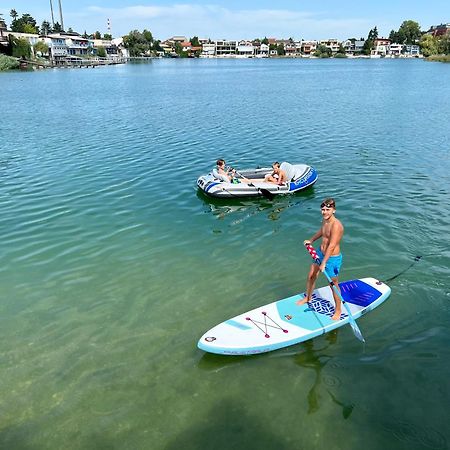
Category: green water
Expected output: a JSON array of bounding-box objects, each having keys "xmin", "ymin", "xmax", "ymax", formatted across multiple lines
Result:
[{"xmin": 0, "ymin": 59, "xmax": 449, "ymax": 449}]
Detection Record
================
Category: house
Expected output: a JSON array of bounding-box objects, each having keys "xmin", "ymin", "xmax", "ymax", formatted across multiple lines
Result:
[
  {"xmin": 320, "ymin": 39, "xmax": 340, "ymax": 53},
  {"xmin": 44, "ymin": 33, "xmax": 68, "ymax": 63},
  {"xmin": 200, "ymin": 42, "xmax": 215, "ymax": 57},
  {"xmin": 404, "ymin": 44, "xmax": 421, "ymax": 57},
  {"xmin": 236, "ymin": 40, "xmax": 254, "ymax": 58},
  {"xmin": 389, "ymin": 43, "xmax": 403, "ymax": 56},
  {"xmin": 91, "ymin": 38, "xmax": 120, "ymax": 59},
  {"xmin": 426, "ymin": 23, "xmax": 450, "ymax": 37},
  {"xmin": 342, "ymin": 39, "xmax": 365, "ymax": 55},
  {"xmin": 371, "ymin": 38, "xmax": 390, "ymax": 57},
  {"xmin": 255, "ymin": 43, "xmax": 269, "ymax": 58},
  {"xmin": 0, "ymin": 17, "xmax": 8, "ymax": 49},
  {"xmin": 181, "ymin": 41, "xmax": 192, "ymax": 52},
  {"xmin": 301, "ymin": 40, "xmax": 317, "ymax": 55},
  {"xmin": 215, "ymin": 40, "xmax": 237, "ymax": 57},
  {"xmin": 64, "ymin": 34, "xmax": 90, "ymax": 56}
]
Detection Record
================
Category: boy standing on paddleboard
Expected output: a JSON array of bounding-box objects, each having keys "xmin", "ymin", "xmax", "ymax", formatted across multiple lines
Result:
[{"xmin": 296, "ymin": 198, "xmax": 344, "ymax": 320}]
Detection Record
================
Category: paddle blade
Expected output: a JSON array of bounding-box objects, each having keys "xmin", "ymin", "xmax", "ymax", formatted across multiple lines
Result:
[
  {"xmin": 348, "ymin": 318, "xmax": 365, "ymax": 343},
  {"xmin": 259, "ymin": 188, "xmax": 274, "ymax": 200},
  {"xmin": 341, "ymin": 294, "xmax": 365, "ymax": 342}
]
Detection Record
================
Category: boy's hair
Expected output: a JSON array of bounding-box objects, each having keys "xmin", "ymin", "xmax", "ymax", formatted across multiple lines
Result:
[
  {"xmin": 216, "ymin": 159, "xmax": 225, "ymax": 166},
  {"xmin": 272, "ymin": 162, "xmax": 280, "ymax": 168},
  {"xmin": 321, "ymin": 197, "xmax": 336, "ymax": 208}
]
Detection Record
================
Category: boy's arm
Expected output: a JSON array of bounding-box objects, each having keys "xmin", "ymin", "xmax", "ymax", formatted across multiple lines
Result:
[{"xmin": 304, "ymin": 229, "xmax": 322, "ymax": 245}]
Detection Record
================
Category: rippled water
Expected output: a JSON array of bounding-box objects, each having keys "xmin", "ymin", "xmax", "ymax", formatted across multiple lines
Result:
[{"xmin": 1, "ymin": 59, "xmax": 449, "ymax": 449}]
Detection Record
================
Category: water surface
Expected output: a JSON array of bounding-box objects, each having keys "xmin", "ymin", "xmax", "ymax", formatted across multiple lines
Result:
[{"xmin": 0, "ymin": 58, "xmax": 449, "ymax": 449}]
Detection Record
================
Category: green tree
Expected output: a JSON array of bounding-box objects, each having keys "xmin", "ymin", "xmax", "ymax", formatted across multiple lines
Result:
[
  {"xmin": 53, "ymin": 22, "xmax": 62, "ymax": 32},
  {"xmin": 362, "ymin": 27, "xmax": 378, "ymax": 54},
  {"xmin": 437, "ymin": 33, "xmax": 450, "ymax": 55},
  {"xmin": 94, "ymin": 31, "xmax": 101, "ymax": 39},
  {"xmin": 261, "ymin": 37, "xmax": 269, "ymax": 45},
  {"xmin": 123, "ymin": 30, "xmax": 155, "ymax": 56},
  {"xmin": 419, "ymin": 34, "xmax": 438, "ymax": 56},
  {"xmin": 153, "ymin": 40, "xmax": 163, "ymax": 52},
  {"xmin": 277, "ymin": 43, "xmax": 285, "ymax": 55},
  {"xmin": 10, "ymin": 9, "xmax": 18, "ymax": 21},
  {"xmin": 11, "ymin": 12, "xmax": 39, "ymax": 33},
  {"xmin": 398, "ymin": 20, "xmax": 421, "ymax": 44},
  {"xmin": 143, "ymin": 29, "xmax": 153, "ymax": 43},
  {"xmin": 103, "ymin": 33, "xmax": 112, "ymax": 40},
  {"xmin": 11, "ymin": 36, "xmax": 31, "ymax": 58},
  {"xmin": 97, "ymin": 46, "xmax": 106, "ymax": 57},
  {"xmin": 337, "ymin": 43, "xmax": 346, "ymax": 54},
  {"xmin": 40, "ymin": 20, "xmax": 51, "ymax": 35},
  {"xmin": 314, "ymin": 44, "xmax": 331, "ymax": 58},
  {"xmin": 190, "ymin": 36, "xmax": 200, "ymax": 47},
  {"xmin": 34, "ymin": 40, "xmax": 49, "ymax": 56}
]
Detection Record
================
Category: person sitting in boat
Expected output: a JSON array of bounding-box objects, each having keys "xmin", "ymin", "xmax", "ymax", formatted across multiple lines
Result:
[
  {"xmin": 264, "ymin": 162, "xmax": 287, "ymax": 185},
  {"xmin": 213, "ymin": 159, "xmax": 238, "ymax": 183}
]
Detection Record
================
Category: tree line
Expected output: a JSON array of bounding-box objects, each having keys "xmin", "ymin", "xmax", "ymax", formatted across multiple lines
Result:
[{"xmin": 1, "ymin": 11, "xmax": 450, "ymax": 60}]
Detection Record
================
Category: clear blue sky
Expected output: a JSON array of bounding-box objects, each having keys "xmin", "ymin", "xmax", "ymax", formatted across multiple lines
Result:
[{"xmin": 1, "ymin": 1, "xmax": 448, "ymax": 40}]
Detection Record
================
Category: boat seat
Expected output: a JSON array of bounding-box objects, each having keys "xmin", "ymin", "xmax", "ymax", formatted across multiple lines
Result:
[{"xmin": 280, "ymin": 162, "xmax": 296, "ymax": 181}]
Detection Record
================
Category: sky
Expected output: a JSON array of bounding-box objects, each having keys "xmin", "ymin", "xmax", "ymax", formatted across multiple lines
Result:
[{"xmin": 1, "ymin": 1, "xmax": 448, "ymax": 41}]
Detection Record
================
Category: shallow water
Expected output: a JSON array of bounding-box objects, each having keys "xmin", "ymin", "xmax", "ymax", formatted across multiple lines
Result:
[{"xmin": 0, "ymin": 58, "xmax": 449, "ymax": 449}]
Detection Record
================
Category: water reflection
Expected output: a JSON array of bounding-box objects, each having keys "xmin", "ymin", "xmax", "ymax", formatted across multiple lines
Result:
[
  {"xmin": 197, "ymin": 189, "xmax": 314, "ymax": 225},
  {"xmin": 294, "ymin": 331, "xmax": 354, "ymax": 419}
]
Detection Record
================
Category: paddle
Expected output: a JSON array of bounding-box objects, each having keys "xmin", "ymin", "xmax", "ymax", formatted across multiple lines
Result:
[
  {"xmin": 233, "ymin": 169, "xmax": 275, "ymax": 200},
  {"xmin": 304, "ymin": 242, "xmax": 365, "ymax": 343}
]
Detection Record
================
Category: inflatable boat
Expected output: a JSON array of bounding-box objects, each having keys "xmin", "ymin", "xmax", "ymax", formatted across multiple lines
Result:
[{"xmin": 197, "ymin": 162, "xmax": 318, "ymax": 198}]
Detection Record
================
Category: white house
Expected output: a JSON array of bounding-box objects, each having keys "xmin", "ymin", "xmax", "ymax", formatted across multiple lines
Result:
[{"xmin": 236, "ymin": 40, "xmax": 254, "ymax": 58}]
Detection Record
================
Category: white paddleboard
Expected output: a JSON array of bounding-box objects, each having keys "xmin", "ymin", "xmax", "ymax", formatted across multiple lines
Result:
[{"xmin": 198, "ymin": 277, "xmax": 391, "ymax": 355}]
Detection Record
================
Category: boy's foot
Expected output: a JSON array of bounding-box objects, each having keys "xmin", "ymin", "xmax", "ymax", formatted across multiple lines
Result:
[
  {"xmin": 331, "ymin": 310, "xmax": 342, "ymax": 320},
  {"xmin": 296, "ymin": 296, "xmax": 309, "ymax": 306}
]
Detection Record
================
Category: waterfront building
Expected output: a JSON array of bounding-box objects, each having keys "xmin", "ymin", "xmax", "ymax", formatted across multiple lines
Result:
[
  {"xmin": 320, "ymin": 39, "xmax": 340, "ymax": 53},
  {"xmin": 236, "ymin": 40, "xmax": 254, "ymax": 58},
  {"xmin": 389, "ymin": 43, "xmax": 403, "ymax": 56},
  {"xmin": 0, "ymin": 16, "xmax": 7, "ymax": 49},
  {"xmin": 426, "ymin": 23, "xmax": 450, "ymax": 37},
  {"xmin": 65, "ymin": 34, "xmax": 90, "ymax": 56},
  {"xmin": 44, "ymin": 34, "xmax": 68, "ymax": 63},
  {"xmin": 91, "ymin": 39, "xmax": 120, "ymax": 59},
  {"xmin": 371, "ymin": 38, "xmax": 391, "ymax": 57},
  {"xmin": 404, "ymin": 44, "xmax": 421, "ymax": 56},
  {"xmin": 255, "ymin": 43, "xmax": 269, "ymax": 58},
  {"xmin": 215, "ymin": 40, "xmax": 237, "ymax": 57},
  {"xmin": 301, "ymin": 40, "xmax": 318, "ymax": 55},
  {"xmin": 200, "ymin": 42, "xmax": 215, "ymax": 57},
  {"xmin": 342, "ymin": 39, "xmax": 365, "ymax": 55}
]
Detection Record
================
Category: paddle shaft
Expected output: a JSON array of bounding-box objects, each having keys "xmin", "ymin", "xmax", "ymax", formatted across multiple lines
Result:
[
  {"xmin": 233, "ymin": 169, "xmax": 275, "ymax": 200},
  {"xmin": 304, "ymin": 243, "xmax": 365, "ymax": 343}
]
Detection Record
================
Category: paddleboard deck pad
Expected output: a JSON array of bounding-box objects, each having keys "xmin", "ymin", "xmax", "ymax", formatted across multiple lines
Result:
[{"xmin": 198, "ymin": 277, "xmax": 391, "ymax": 355}]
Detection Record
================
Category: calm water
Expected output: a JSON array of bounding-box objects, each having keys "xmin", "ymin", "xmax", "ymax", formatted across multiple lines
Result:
[{"xmin": 1, "ymin": 59, "xmax": 449, "ymax": 449}]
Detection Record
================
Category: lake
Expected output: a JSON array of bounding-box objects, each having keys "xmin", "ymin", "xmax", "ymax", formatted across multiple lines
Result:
[{"xmin": 0, "ymin": 58, "xmax": 449, "ymax": 449}]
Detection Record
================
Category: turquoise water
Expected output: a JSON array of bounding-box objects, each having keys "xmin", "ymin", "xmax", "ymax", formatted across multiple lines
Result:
[{"xmin": 1, "ymin": 59, "xmax": 449, "ymax": 449}]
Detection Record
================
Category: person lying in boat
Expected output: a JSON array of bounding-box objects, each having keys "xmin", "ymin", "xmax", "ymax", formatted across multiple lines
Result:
[
  {"xmin": 213, "ymin": 159, "xmax": 239, "ymax": 183},
  {"xmin": 264, "ymin": 162, "xmax": 287, "ymax": 185}
]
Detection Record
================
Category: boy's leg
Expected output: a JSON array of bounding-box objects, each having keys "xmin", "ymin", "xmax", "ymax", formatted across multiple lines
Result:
[
  {"xmin": 297, "ymin": 264, "xmax": 320, "ymax": 305},
  {"xmin": 330, "ymin": 276, "xmax": 342, "ymax": 320}
]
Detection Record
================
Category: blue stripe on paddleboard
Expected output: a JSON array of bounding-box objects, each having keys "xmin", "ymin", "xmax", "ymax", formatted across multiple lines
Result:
[{"xmin": 225, "ymin": 319, "xmax": 252, "ymax": 330}]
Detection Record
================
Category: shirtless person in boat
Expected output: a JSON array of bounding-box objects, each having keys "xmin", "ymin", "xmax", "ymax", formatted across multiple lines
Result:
[
  {"xmin": 264, "ymin": 162, "xmax": 287, "ymax": 185},
  {"xmin": 296, "ymin": 198, "xmax": 344, "ymax": 321}
]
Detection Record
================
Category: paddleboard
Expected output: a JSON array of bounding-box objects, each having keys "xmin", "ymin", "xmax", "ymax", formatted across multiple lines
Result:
[{"xmin": 198, "ymin": 277, "xmax": 391, "ymax": 355}]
